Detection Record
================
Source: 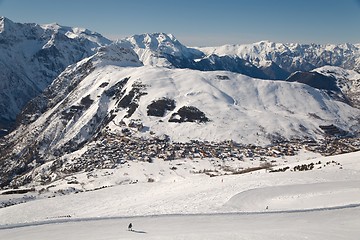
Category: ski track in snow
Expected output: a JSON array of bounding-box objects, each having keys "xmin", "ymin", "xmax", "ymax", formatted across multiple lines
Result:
[
  {"xmin": 1, "ymin": 206, "xmax": 359, "ymax": 240},
  {"xmin": 1, "ymin": 203, "xmax": 360, "ymax": 230}
]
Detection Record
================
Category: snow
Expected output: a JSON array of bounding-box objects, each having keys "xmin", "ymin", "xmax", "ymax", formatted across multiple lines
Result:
[
  {"xmin": 224, "ymin": 181, "xmax": 360, "ymax": 212},
  {"xmin": 0, "ymin": 151, "xmax": 360, "ymax": 239},
  {"xmin": 1, "ymin": 20, "xmax": 360, "ymax": 239},
  {"xmin": 1, "ymin": 209, "xmax": 359, "ymax": 240}
]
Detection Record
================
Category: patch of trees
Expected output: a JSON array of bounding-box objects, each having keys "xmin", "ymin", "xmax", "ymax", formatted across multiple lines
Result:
[
  {"xmin": 293, "ymin": 163, "xmax": 315, "ymax": 171},
  {"xmin": 1, "ymin": 188, "xmax": 35, "ymax": 195},
  {"xmin": 269, "ymin": 166, "xmax": 290, "ymax": 173}
]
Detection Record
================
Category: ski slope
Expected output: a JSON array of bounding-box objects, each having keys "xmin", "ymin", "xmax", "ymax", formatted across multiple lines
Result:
[
  {"xmin": 0, "ymin": 151, "xmax": 360, "ymax": 239},
  {"xmin": 0, "ymin": 207, "xmax": 359, "ymax": 240}
]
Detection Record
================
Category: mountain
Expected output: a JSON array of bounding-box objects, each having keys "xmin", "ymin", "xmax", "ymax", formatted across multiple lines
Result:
[
  {"xmin": 1, "ymin": 41, "xmax": 360, "ymax": 187},
  {"xmin": 118, "ymin": 33, "xmax": 283, "ymax": 79},
  {"xmin": 1, "ymin": 19, "xmax": 359, "ymax": 136},
  {"xmin": 118, "ymin": 33, "xmax": 204, "ymax": 67},
  {"xmin": 0, "ymin": 17, "xmax": 111, "ymax": 135},
  {"xmin": 1, "ymin": 19, "xmax": 360, "ymax": 189},
  {"xmin": 118, "ymin": 34, "xmax": 360, "ymax": 82},
  {"xmin": 198, "ymin": 40, "xmax": 360, "ymax": 74}
]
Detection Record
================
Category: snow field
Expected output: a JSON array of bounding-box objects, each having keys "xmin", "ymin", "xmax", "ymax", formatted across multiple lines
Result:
[{"xmin": 0, "ymin": 151, "xmax": 360, "ymax": 239}]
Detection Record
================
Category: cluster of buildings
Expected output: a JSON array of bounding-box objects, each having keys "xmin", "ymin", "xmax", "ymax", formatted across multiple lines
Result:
[{"xmin": 59, "ymin": 131, "xmax": 311, "ymax": 174}]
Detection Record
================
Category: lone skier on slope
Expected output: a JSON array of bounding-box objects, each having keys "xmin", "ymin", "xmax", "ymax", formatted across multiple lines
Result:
[{"xmin": 128, "ymin": 223, "xmax": 133, "ymax": 231}]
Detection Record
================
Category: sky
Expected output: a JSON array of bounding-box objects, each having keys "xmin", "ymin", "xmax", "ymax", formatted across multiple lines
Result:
[{"xmin": 0, "ymin": 0, "xmax": 359, "ymax": 46}]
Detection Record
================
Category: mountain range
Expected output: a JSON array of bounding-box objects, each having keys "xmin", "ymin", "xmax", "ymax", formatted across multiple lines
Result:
[{"xmin": 0, "ymin": 17, "xmax": 360, "ymax": 188}]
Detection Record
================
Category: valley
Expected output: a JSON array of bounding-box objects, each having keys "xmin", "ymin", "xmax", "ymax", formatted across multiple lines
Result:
[{"xmin": 0, "ymin": 17, "xmax": 359, "ymax": 239}]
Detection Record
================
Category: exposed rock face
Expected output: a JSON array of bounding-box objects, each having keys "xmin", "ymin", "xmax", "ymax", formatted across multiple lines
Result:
[
  {"xmin": 169, "ymin": 106, "xmax": 209, "ymax": 123},
  {"xmin": 147, "ymin": 98, "xmax": 176, "ymax": 117}
]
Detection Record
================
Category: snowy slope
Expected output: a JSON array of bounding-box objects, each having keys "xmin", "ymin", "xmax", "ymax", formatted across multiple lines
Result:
[
  {"xmin": 0, "ymin": 151, "xmax": 359, "ymax": 239},
  {"xmin": 6, "ymin": 48, "xmax": 360, "ymax": 151},
  {"xmin": 0, "ymin": 17, "xmax": 111, "ymax": 132},
  {"xmin": 313, "ymin": 65, "xmax": 360, "ymax": 82},
  {"xmin": 1, "ymin": 209, "xmax": 359, "ymax": 240}
]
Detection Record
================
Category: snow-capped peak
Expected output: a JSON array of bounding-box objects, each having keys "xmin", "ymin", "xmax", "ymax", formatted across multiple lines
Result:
[
  {"xmin": 115, "ymin": 32, "xmax": 204, "ymax": 67},
  {"xmin": 0, "ymin": 16, "xmax": 29, "ymax": 35},
  {"xmin": 0, "ymin": 16, "xmax": 10, "ymax": 33},
  {"xmin": 124, "ymin": 32, "xmax": 187, "ymax": 57},
  {"xmin": 40, "ymin": 22, "xmax": 62, "ymax": 31},
  {"xmin": 40, "ymin": 23, "xmax": 112, "ymax": 48},
  {"xmin": 0, "ymin": 17, "xmax": 15, "ymax": 33}
]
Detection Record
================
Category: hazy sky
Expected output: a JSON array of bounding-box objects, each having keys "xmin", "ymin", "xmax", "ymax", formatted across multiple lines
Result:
[{"xmin": 1, "ymin": 0, "xmax": 359, "ymax": 46}]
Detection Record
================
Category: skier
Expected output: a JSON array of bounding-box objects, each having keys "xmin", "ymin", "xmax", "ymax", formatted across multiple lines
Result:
[{"xmin": 128, "ymin": 223, "xmax": 133, "ymax": 231}]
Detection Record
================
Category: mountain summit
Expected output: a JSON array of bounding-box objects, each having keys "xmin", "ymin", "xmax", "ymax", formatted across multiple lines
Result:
[{"xmin": 117, "ymin": 33, "xmax": 204, "ymax": 67}]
